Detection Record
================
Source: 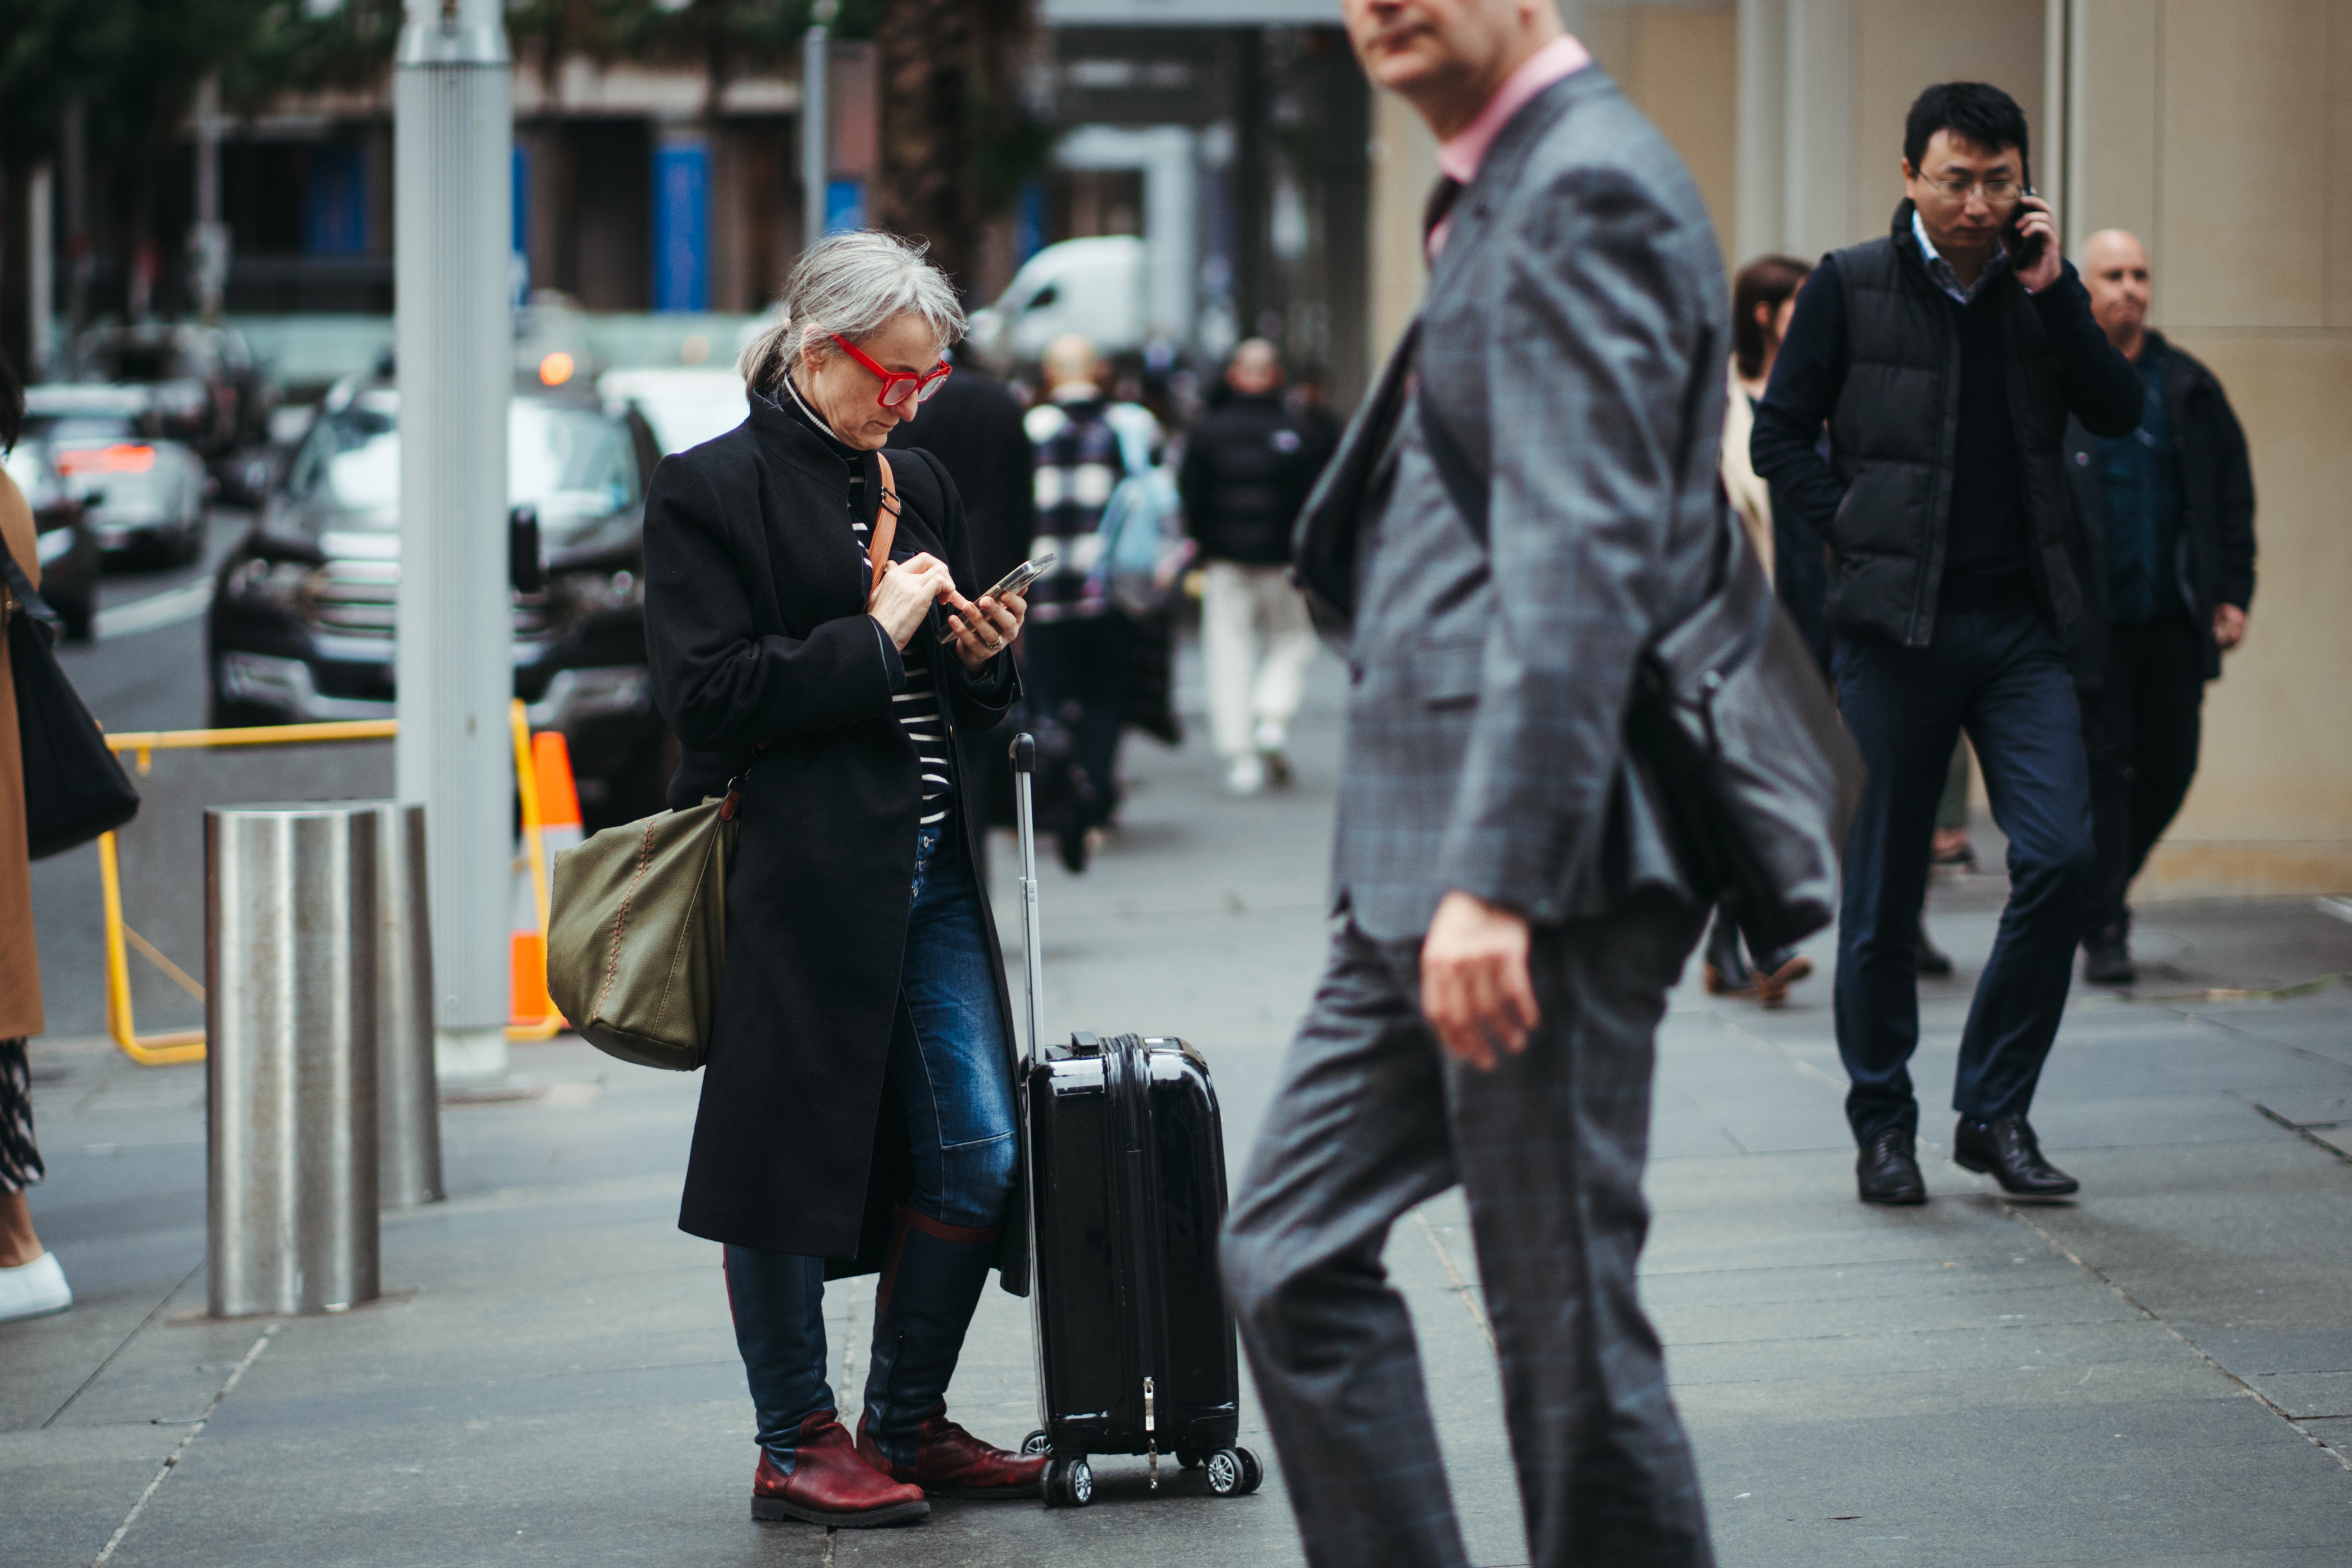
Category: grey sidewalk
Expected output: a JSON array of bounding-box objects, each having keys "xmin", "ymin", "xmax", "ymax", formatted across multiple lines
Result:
[{"xmin": 7, "ymin": 658, "xmax": 2351, "ymax": 1566}]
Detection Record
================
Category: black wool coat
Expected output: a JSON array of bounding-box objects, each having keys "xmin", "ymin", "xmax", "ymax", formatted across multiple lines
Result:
[{"xmin": 642, "ymin": 395, "xmax": 1027, "ymax": 1292}]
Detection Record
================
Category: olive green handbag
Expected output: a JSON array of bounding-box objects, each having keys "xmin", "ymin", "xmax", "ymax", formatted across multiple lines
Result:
[
  {"xmin": 549, "ymin": 454, "xmax": 906, "ymax": 1071},
  {"xmin": 548, "ymin": 793, "xmax": 739, "ymax": 1071}
]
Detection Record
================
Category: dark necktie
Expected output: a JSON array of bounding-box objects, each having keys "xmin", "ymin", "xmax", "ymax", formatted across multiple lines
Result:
[{"xmin": 1422, "ymin": 175, "xmax": 1464, "ymax": 263}]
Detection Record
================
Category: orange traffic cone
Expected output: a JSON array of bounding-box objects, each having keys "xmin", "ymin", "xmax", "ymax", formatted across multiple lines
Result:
[
  {"xmin": 507, "ymin": 705, "xmax": 585, "ymax": 1034},
  {"xmin": 533, "ymin": 730, "xmax": 585, "ymax": 868}
]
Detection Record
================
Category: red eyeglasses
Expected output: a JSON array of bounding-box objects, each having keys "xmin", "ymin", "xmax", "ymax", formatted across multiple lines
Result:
[{"xmin": 831, "ymin": 334, "xmax": 953, "ymax": 408}]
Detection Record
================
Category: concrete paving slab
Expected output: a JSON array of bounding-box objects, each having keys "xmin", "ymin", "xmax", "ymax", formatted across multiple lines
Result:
[{"xmin": 10, "ymin": 646, "xmax": 2352, "ymax": 1566}]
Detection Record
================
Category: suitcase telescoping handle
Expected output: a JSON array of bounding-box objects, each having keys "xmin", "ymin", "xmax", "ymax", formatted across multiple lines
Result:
[{"xmin": 1011, "ymin": 734, "xmax": 1045, "ymax": 1070}]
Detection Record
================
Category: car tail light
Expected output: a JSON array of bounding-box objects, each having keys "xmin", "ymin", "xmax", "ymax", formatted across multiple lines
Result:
[{"xmin": 57, "ymin": 444, "xmax": 158, "ymax": 476}]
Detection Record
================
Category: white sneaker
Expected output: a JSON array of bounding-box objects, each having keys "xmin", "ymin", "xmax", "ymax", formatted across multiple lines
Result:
[
  {"xmin": 0, "ymin": 1250, "xmax": 72, "ymax": 1323},
  {"xmin": 1224, "ymin": 754, "xmax": 1266, "ymax": 796}
]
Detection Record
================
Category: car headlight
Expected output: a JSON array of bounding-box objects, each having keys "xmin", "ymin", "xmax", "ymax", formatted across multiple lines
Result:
[
  {"xmin": 226, "ymin": 557, "xmax": 318, "ymax": 612},
  {"xmin": 555, "ymin": 566, "xmax": 643, "ymax": 615}
]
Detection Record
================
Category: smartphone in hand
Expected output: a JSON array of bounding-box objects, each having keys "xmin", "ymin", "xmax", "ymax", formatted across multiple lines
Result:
[{"xmin": 936, "ymin": 554, "xmax": 1054, "ymax": 644}]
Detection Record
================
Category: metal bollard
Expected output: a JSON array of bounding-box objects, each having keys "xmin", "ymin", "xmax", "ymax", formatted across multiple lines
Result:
[
  {"xmin": 371, "ymin": 803, "xmax": 443, "ymax": 1208},
  {"xmin": 205, "ymin": 804, "xmax": 381, "ymax": 1318}
]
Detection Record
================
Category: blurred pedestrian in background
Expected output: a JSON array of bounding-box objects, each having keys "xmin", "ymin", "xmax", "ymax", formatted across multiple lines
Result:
[
  {"xmin": 1707, "ymin": 255, "xmax": 1818, "ymax": 1004},
  {"xmin": 1752, "ymin": 81, "xmax": 2141, "ymax": 1206},
  {"xmin": 1179, "ymin": 338, "xmax": 1327, "ymax": 795},
  {"xmin": 1022, "ymin": 334, "xmax": 1164, "ymax": 868},
  {"xmin": 2067, "ymin": 229, "xmax": 2257, "ymax": 985},
  {"xmin": 0, "ymin": 351, "xmax": 66, "ymax": 1326},
  {"xmin": 644, "ymin": 232, "xmax": 1042, "ymax": 1526},
  {"xmin": 1224, "ymin": 0, "xmax": 1728, "ymax": 1560}
]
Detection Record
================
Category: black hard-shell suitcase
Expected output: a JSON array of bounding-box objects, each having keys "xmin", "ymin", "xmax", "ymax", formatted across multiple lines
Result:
[{"xmin": 1010, "ymin": 734, "xmax": 1263, "ymax": 1508}]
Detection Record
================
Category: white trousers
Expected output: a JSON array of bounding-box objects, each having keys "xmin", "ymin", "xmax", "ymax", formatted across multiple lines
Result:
[{"xmin": 1201, "ymin": 559, "xmax": 1319, "ymax": 759}]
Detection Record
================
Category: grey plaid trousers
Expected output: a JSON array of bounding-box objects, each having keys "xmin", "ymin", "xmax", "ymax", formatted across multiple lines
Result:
[{"xmin": 1222, "ymin": 897, "xmax": 1714, "ymax": 1568}]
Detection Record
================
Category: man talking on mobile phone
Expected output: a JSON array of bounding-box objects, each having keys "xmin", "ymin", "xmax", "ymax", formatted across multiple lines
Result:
[
  {"xmin": 1219, "ymin": 0, "xmax": 1731, "ymax": 1562},
  {"xmin": 1750, "ymin": 82, "xmax": 2141, "ymax": 1207}
]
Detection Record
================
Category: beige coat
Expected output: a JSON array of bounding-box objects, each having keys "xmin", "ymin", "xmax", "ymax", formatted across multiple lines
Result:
[
  {"xmin": 1719, "ymin": 361, "xmax": 1776, "ymax": 585},
  {"xmin": 0, "ymin": 470, "xmax": 46, "ymax": 1039}
]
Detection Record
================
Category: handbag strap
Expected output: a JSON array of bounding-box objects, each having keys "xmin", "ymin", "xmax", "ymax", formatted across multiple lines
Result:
[
  {"xmin": 0, "ymin": 536, "xmax": 56, "ymax": 628},
  {"xmin": 866, "ymin": 450, "xmax": 902, "ymax": 606}
]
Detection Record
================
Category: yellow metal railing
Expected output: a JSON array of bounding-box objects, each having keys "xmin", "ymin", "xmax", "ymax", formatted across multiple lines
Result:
[{"xmin": 97, "ymin": 710, "xmax": 565, "ymax": 1064}]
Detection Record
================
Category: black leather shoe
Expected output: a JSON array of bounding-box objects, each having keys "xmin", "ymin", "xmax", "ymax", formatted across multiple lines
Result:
[
  {"xmin": 1953, "ymin": 1114, "xmax": 2079, "ymax": 1197},
  {"xmin": 1856, "ymin": 1130, "xmax": 1927, "ymax": 1205},
  {"xmin": 1915, "ymin": 924, "xmax": 1955, "ymax": 978},
  {"xmin": 2082, "ymin": 927, "xmax": 2137, "ymax": 986}
]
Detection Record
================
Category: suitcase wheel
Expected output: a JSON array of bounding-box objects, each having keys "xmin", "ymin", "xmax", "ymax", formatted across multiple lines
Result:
[
  {"xmin": 1176, "ymin": 1449, "xmax": 1203, "ymax": 1471},
  {"xmin": 1021, "ymin": 1430, "xmax": 1052, "ymax": 1457},
  {"xmin": 1044, "ymin": 1456, "xmax": 1095, "ymax": 1508},
  {"xmin": 1204, "ymin": 1447, "xmax": 1263, "ymax": 1497}
]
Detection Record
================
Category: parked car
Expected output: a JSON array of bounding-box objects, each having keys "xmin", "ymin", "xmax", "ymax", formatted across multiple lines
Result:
[
  {"xmin": 965, "ymin": 236, "xmax": 1146, "ymax": 368},
  {"xmin": 0, "ymin": 440, "xmax": 99, "ymax": 641},
  {"xmin": 24, "ymin": 387, "xmax": 208, "ymax": 565},
  {"xmin": 596, "ymin": 366, "xmax": 748, "ymax": 456},
  {"xmin": 69, "ymin": 322, "xmax": 276, "ymax": 456},
  {"xmin": 207, "ymin": 369, "xmax": 671, "ymax": 824}
]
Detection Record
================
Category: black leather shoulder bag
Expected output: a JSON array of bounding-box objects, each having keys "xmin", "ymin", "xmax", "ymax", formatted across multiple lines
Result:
[
  {"xmin": 2, "ymin": 545, "xmax": 140, "ymax": 858},
  {"xmin": 1417, "ymin": 393, "xmax": 1865, "ymax": 950}
]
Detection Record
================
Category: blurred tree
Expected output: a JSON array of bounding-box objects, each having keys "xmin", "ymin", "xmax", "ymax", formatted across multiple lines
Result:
[
  {"xmin": 873, "ymin": 0, "xmax": 1044, "ymax": 298},
  {"xmin": 0, "ymin": 0, "xmax": 294, "ymax": 358}
]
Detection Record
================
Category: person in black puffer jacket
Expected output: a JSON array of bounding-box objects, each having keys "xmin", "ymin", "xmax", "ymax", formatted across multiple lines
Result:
[
  {"xmin": 1751, "ymin": 82, "xmax": 2140, "ymax": 1209},
  {"xmin": 1177, "ymin": 340, "xmax": 1330, "ymax": 795}
]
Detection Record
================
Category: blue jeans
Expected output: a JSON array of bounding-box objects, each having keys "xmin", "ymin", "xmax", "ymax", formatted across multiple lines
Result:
[
  {"xmin": 724, "ymin": 817, "xmax": 1020, "ymax": 1467},
  {"xmin": 1832, "ymin": 609, "xmax": 2094, "ymax": 1146}
]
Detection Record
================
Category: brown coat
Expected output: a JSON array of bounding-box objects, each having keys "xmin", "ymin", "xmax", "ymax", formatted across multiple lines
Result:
[{"xmin": 0, "ymin": 470, "xmax": 46, "ymax": 1038}]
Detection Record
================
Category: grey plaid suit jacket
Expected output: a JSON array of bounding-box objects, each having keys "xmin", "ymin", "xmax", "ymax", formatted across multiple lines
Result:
[{"xmin": 1296, "ymin": 68, "xmax": 1732, "ymax": 940}]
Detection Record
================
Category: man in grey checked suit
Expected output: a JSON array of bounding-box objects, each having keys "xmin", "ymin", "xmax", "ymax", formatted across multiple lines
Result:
[{"xmin": 1218, "ymin": 0, "xmax": 1730, "ymax": 1563}]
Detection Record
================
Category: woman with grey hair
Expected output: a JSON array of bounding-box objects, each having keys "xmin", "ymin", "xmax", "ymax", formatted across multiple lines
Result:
[{"xmin": 642, "ymin": 231, "xmax": 1041, "ymax": 1527}]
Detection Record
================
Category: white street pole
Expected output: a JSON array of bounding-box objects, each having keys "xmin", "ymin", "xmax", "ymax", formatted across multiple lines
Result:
[
  {"xmin": 801, "ymin": 7, "xmax": 832, "ymax": 254},
  {"xmin": 395, "ymin": 0, "xmax": 513, "ymax": 1083}
]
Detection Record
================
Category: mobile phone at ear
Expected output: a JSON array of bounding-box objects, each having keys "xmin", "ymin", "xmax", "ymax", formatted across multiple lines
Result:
[
  {"xmin": 2007, "ymin": 178, "xmax": 2048, "ymax": 270},
  {"xmin": 937, "ymin": 553, "xmax": 1054, "ymax": 643}
]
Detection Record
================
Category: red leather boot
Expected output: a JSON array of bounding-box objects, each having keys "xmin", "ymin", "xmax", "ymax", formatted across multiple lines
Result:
[
  {"xmin": 752, "ymin": 1410, "xmax": 930, "ymax": 1527},
  {"xmin": 857, "ymin": 1407, "xmax": 1049, "ymax": 1499}
]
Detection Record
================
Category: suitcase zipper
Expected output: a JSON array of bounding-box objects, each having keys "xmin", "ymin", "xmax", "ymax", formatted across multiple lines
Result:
[{"xmin": 1114, "ymin": 1035, "xmax": 1162, "ymax": 1480}]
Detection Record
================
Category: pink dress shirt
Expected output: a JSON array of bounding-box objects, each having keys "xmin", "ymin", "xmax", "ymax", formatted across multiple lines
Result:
[{"xmin": 1428, "ymin": 33, "xmax": 1593, "ymax": 259}]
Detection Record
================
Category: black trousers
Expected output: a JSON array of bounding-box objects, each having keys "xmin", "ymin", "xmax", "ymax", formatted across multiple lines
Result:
[
  {"xmin": 2082, "ymin": 614, "xmax": 2206, "ymax": 936},
  {"xmin": 1021, "ymin": 612, "xmax": 1134, "ymax": 829},
  {"xmin": 1831, "ymin": 611, "xmax": 2093, "ymax": 1144}
]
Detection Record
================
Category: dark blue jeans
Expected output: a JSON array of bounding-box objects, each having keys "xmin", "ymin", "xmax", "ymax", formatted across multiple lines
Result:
[
  {"xmin": 1832, "ymin": 610, "xmax": 2094, "ymax": 1146},
  {"xmin": 724, "ymin": 817, "xmax": 1020, "ymax": 1468}
]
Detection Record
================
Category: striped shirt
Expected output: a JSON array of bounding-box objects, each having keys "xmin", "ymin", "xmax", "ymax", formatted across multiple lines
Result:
[
  {"xmin": 850, "ymin": 509, "xmax": 954, "ymax": 826},
  {"xmin": 779, "ymin": 376, "xmax": 957, "ymax": 826}
]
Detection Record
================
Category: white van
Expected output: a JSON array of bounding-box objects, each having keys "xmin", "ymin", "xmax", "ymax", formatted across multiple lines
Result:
[{"xmin": 966, "ymin": 236, "xmax": 1145, "ymax": 368}]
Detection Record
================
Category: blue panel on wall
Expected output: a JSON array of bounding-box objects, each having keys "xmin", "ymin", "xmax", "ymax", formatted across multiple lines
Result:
[
  {"xmin": 511, "ymin": 143, "xmax": 532, "ymax": 302},
  {"xmin": 652, "ymin": 138, "xmax": 710, "ymax": 314},
  {"xmin": 1014, "ymin": 179, "xmax": 1046, "ymax": 266},
  {"xmin": 305, "ymin": 143, "xmax": 369, "ymax": 255},
  {"xmin": 512, "ymin": 144, "xmax": 531, "ymax": 257},
  {"xmin": 825, "ymin": 179, "xmax": 867, "ymax": 235}
]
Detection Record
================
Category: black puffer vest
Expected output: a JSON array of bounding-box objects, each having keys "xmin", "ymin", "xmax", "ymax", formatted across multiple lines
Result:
[{"xmin": 1826, "ymin": 202, "xmax": 2082, "ymax": 646}]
